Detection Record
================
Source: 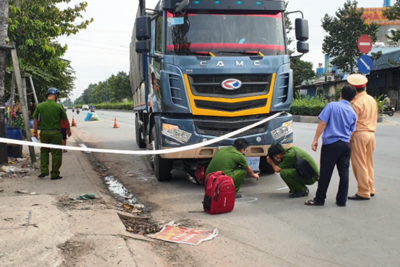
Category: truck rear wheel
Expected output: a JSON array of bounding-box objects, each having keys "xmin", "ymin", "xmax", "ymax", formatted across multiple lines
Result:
[
  {"xmin": 259, "ymin": 156, "xmax": 275, "ymax": 174},
  {"xmin": 135, "ymin": 116, "xmax": 146, "ymax": 148},
  {"xmin": 152, "ymin": 127, "xmax": 173, "ymax": 181}
]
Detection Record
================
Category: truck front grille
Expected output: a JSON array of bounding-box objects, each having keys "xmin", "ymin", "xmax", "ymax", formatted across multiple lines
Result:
[
  {"xmin": 194, "ymin": 117, "xmax": 268, "ymax": 137},
  {"xmin": 188, "ymin": 74, "xmax": 272, "ymax": 98},
  {"xmin": 194, "ymin": 99, "xmax": 267, "ymax": 112}
]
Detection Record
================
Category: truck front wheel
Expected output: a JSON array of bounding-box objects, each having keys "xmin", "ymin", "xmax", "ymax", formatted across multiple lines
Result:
[
  {"xmin": 152, "ymin": 127, "xmax": 173, "ymax": 181},
  {"xmin": 259, "ymin": 156, "xmax": 275, "ymax": 174},
  {"xmin": 135, "ymin": 116, "xmax": 146, "ymax": 148}
]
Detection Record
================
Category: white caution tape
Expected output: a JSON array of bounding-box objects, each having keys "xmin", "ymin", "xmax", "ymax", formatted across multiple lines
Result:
[{"xmin": 0, "ymin": 112, "xmax": 284, "ymax": 155}]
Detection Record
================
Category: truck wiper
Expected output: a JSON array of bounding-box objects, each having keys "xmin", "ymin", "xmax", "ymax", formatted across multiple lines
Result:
[
  {"xmin": 170, "ymin": 51, "xmax": 215, "ymax": 57},
  {"xmin": 216, "ymin": 50, "xmax": 264, "ymax": 56}
]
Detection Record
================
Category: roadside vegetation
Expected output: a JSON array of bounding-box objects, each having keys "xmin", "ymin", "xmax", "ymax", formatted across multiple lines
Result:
[{"xmin": 290, "ymin": 90, "xmax": 386, "ymax": 116}]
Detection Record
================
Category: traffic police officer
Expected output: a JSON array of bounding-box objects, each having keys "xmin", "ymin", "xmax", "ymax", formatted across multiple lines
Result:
[
  {"xmin": 32, "ymin": 88, "xmax": 71, "ymax": 180},
  {"xmin": 347, "ymin": 74, "xmax": 378, "ymax": 200}
]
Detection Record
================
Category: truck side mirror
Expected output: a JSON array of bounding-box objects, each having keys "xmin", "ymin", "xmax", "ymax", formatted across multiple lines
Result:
[
  {"xmin": 297, "ymin": 41, "xmax": 309, "ymax": 54},
  {"xmin": 295, "ymin": 18, "xmax": 309, "ymax": 41},
  {"xmin": 136, "ymin": 17, "xmax": 151, "ymax": 41},
  {"xmin": 136, "ymin": 40, "xmax": 150, "ymax": 53},
  {"xmin": 175, "ymin": 0, "xmax": 189, "ymax": 13}
]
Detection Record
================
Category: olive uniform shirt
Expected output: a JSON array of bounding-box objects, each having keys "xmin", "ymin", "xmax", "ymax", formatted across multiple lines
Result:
[
  {"xmin": 278, "ymin": 146, "xmax": 319, "ymax": 176},
  {"xmin": 206, "ymin": 147, "xmax": 249, "ymax": 176},
  {"xmin": 33, "ymin": 99, "xmax": 68, "ymax": 130}
]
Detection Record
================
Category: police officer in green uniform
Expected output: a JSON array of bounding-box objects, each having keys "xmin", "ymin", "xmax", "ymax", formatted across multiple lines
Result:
[
  {"xmin": 32, "ymin": 88, "xmax": 71, "ymax": 180},
  {"xmin": 267, "ymin": 144, "xmax": 318, "ymax": 198},
  {"xmin": 206, "ymin": 138, "xmax": 259, "ymax": 198}
]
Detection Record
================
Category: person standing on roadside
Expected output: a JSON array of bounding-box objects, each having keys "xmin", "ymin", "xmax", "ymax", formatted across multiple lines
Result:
[
  {"xmin": 347, "ymin": 74, "xmax": 378, "ymax": 201},
  {"xmin": 305, "ymin": 85, "xmax": 357, "ymax": 207},
  {"xmin": 32, "ymin": 88, "xmax": 71, "ymax": 180}
]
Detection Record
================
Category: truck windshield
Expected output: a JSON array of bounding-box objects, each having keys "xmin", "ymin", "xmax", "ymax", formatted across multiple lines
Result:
[{"xmin": 166, "ymin": 11, "xmax": 285, "ymax": 56}]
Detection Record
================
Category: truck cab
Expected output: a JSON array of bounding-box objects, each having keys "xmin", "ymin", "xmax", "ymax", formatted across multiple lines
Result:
[{"xmin": 131, "ymin": 0, "xmax": 309, "ymax": 182}]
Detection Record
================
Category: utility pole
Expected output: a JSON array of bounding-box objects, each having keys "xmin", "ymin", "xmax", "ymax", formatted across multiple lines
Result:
[
  {"xmin": 0, "ymin": 0, "xmax": 10, "ymax": 165},
  {"xmin": 97, "ymin": 66, "xmax": 113, "ymax": 103},
  {"xmin": 11, "ymin": 48, "xmax": 36, "ymax": 165}
]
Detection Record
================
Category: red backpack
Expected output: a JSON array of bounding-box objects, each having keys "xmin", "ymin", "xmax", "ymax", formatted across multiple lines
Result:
[{"xmin": 203, "ymin": 172, "xmax": 236, "ymax": 214}]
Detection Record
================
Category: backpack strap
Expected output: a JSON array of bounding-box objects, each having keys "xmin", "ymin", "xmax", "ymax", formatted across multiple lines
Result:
[{"xmin": 292, "ymin": 148, "xmax": 300, "ymax": 160}]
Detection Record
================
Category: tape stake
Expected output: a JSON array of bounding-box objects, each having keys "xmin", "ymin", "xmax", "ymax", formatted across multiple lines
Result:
[{"xmin": 0, "ymin": 112, "xmax": 284, "ymax": 155}]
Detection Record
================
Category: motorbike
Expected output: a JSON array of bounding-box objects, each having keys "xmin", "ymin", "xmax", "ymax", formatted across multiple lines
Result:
[
  {"xmin": 76, "ymin": 108, "xmax": 80, "ymax": 115},
  {"xmin": 382, "ymin": 104, "xmax": 395, "ymax": 116},
  {"xmin": 72, "ymin": 107, "xmax": 75, "ymax": 113}
]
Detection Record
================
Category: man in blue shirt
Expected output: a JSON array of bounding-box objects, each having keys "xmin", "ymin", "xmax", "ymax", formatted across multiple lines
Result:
[{"xmin": 305, "ymin": 85, "xmax": 357, "ymax": 207}]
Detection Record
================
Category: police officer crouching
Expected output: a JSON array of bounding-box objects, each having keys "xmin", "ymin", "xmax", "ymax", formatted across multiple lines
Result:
[{"xmin": 32, "ymin": 88, "xmax": 71, "ymax": 180}]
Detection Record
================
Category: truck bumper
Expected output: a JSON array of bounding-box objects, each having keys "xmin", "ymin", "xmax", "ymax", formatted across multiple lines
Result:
[{"xmin": 156, "ymin": 113, "xmax": 294, "ymax": 159}]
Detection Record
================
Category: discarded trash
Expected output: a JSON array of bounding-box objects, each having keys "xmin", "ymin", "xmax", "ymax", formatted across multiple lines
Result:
[
  {"xmin": 16, "ymin": 158, "xmax": 27, "ymax": 162},
  {"xmin": 74, "ymin": 193, "xmax": 97, "ymax": 200},
  {"xmin": 4, "ymin": 218, "xmax": 13, "ymax": 221},
  {"xmin": 78, "ymin": 144, "xmax": 91, "ymax": 154},
  {"xmin": 15, "ymin": 190, "xmax": 30, "ymax": 194},
  {"xmin": 1, "ymin": 166, "xmax": 12, "ymax": 173},
  {"xmin": 0, "ymin": 189, "xmax": 4, "ymax": 193},
  {"xmin": 9, "ymin": 161, "xmax": 14, "ymax": 164},
  {"xmin": 147, "ymin": 224, "xmax": 218, "ymax": 245}
]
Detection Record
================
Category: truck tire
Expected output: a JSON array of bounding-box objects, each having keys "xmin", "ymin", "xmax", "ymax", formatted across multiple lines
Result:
[
  {"xmin": 135, "ymin": 116, "xmax": 146, "ymax": 148},
  {"xmin": 152, "ymin": 127, "xmax": 173, "ymax": 181},
  {"xmin": 259, "ymin": 156, "xmax": 275, "ymax": 174}
]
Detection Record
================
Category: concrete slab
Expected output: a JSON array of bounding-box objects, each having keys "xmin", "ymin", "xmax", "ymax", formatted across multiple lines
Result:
[
  {"xmin": 0, "ymin": 195, "xmax": 72, "ymax": 267},
  {"xmin": 68, "ymin": 209, "xmax": 127, "ymax": 236}
]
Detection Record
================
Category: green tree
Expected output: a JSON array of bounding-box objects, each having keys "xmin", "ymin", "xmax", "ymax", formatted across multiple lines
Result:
[
  {"xmin": 384, "ymin": 2, "xmax": 400, "ymax": 42},
  {"xmin": 7, "ymin": 0, "xmax": 93, "ymax": 100},
  {"xmin": 284, "ymin": 1, "xmax": 315, "ymax": 87},
  {"xmin": 321, "ymin": 0, "xmax": 379, "ymax": 73}
]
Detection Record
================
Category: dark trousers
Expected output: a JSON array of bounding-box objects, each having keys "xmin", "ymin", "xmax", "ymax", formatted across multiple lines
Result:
[{"xmin": 314, "ymin": 141, "xmax": 351, "ymax": 205}]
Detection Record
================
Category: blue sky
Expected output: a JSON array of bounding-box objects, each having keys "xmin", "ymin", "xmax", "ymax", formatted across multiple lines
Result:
[{"xmin": 57, "ymin": 0, "xmax": 390, "ymax": 101}]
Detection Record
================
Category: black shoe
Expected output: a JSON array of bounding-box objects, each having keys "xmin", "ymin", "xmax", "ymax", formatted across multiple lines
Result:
[
  {"xmin": 51, "ymin": 176, "xmax": 63, "ymax": 180},
  {"xmin": 336, "ymin": 202, "xmax": 346, "ymax": 207},
  {"xmin": 289, "ymin": 190, "xmax": 309, "ymax": 198},
  {"xmin": 235, "ymin": 194, "xmax": 244, "ymax": 199},
  {"xmin": 371, "ymin": 193, "xmax": 375, "ymax": 197},
  {"xmin": 348, "ymin": 194, "xmax": 370, "ymax": 200},
  {"xmin": 38, "ymin": 173, "xmax": 49, "ymax": 178}
]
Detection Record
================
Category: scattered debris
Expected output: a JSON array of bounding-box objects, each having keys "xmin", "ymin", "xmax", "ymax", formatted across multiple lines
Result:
[
  {"xmin": 73, "ymin": 193, "xmax": 97, "ymax": 200},
  {"xmin": 147, "ymin": 222, "xmax": 218, "ymax": 245},
  {"xmin": 16, "ymin": 158, "xmax": 27, "ymax": 162},
  {"xmin": 0, "ymin": 189, "xmax": 4, "ymax": 193},
  {"xmin": 15, "ymin": 190, "xmax": 37, "ymax": 195},
  {"xmin": 1, "ymin": 166, "xmax": 14, "ymax": 173},
  {"xmin": 4, "ymin": 218, "xmax": 13, "ymax": 221}
]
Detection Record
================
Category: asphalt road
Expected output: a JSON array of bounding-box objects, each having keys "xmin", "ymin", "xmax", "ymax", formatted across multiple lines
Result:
[{"xmin": 68, "ymin": 109, "xmax": 400, "ymax": 267}]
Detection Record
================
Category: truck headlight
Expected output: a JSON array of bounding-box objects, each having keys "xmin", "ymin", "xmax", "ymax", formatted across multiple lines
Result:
[
  {"xmin": 271, "ymin": 121, "xmax": 293, "ymax": 140},
  {"xmin": 162, "ymin": 123, "xmax": 192, "ymax": 144}
]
